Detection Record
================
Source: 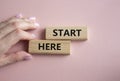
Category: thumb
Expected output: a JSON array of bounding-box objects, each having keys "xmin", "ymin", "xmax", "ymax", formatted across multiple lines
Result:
[{"xmin": 0, "ymin": 51, "xmax": 32, "ymax": 67}]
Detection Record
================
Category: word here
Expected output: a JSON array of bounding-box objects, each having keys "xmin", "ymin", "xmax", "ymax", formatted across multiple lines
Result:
[{"xmin": 29, "ymin": 40, "xmax": 70, "ymax": 54}]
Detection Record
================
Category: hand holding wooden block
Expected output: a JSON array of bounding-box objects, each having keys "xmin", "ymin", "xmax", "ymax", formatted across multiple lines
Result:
[{"xmin": 29, "ymin": 40, "xmax": 70, "ymax": 55}]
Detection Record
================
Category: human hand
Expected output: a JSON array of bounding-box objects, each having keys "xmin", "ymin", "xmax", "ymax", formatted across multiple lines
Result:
[{"xmin": 0, "ymin": 14, "xmax": 39, "ymax": 67}]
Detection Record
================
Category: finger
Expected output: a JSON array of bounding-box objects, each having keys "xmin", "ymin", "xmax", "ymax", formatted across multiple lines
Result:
[
  {"xmin": 0, "ymin": 51, "xmax": 32, "ymax": 67},
  {"xmin": 0, "ymin": 16, "xmax": 39, "ymax": 30},
  {"xmin": 0, "ymin": 23, "xmax": 16, "ymax": 39},
  {"xmin": 0, "ymin": 14, "xmax": 23, "ymax": 28},
  {"xmin": 0, "ymin": 29, "xmax": 36, "ymax": 55},
  {"xmin": 0, "ymin": 14, "xmax": 39, "ymax": 30},
  {"xmin": 10, "ymin": 18, "xmax": 39, "ymax": 30},
  {"xmin": 0, "ymin": 19, "xmax": 39, "ymax": 39},
  {"xmin": 11, "ymin": 20, "xmax": 39, "ymax": 30},
  {"xmin": 8, "ymin": 16, "xmax": 38, "ymax": 24}
]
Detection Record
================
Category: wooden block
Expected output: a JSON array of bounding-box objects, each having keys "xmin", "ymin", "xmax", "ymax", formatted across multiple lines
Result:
[
  {"xmin": 28, "ymin": 40, "xmax": 70, "ymax": 55},
  {"xmin": 46, "ymin": 26, "xmax": 87, "ymax": 40}
]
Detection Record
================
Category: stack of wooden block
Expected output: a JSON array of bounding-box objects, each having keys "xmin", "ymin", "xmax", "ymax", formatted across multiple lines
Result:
[{"xmin": 29, "ymin": 26, "xmax": 87, "ymax": 55}]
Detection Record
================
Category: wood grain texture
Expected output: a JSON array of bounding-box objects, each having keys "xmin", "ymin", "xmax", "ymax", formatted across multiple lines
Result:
[
  {"xmin": 46, "ymin": 26, "xmax": 87, "ymax": 40},
  {"xmin": 28, "ymin": 40, "xmax": 70, "ymax": 55}
]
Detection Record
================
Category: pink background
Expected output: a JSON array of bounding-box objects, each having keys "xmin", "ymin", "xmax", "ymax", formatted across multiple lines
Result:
[{"xmin": 0, "ymin": 0, "xmax": 120, "ymax": 81}]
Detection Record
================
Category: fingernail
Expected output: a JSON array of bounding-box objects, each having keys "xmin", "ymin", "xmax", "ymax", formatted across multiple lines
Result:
[
  {"xmin": 24, "ymin": 55, "xmax": 32, "ymax": 60},
  {"xmin": 34, "ymin": 23, "xmax": 40, "ymax": 27},
  {"xmin": 31, "ymin": 34, "xmax": 36, "ymax": 38},
  {"xmin": 16, "ymin": 13, "xmax": 23, "ymax": 18},
  {"xmin": 29, "ymin": 17, "xmax": 36, "ymax": 20}
]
